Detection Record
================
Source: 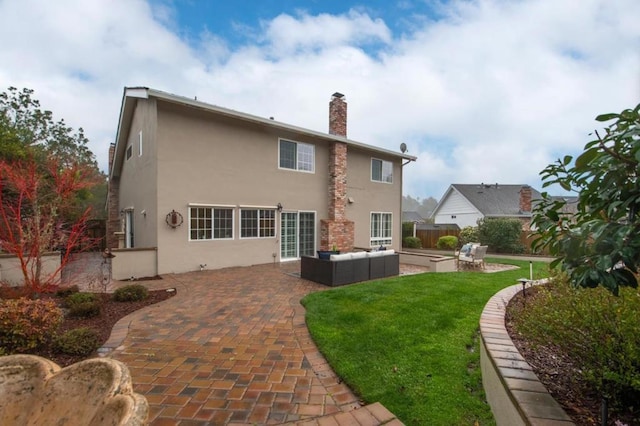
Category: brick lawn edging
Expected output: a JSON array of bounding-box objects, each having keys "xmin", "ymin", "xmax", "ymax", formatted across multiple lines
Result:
[{"xmin": 480, "ymin": 283, "xmax": 574, "ymax": 426}]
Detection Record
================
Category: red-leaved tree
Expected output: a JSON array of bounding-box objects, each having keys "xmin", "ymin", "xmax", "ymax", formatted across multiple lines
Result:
[{"xmin": 0, "ymin": 157, "xmax": 99, "ymax": 293}]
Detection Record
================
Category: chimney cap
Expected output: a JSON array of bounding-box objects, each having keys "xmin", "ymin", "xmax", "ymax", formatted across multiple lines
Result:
[{"xmin": 331, "ymin": 92, "xmax": 345, "ymax": 99}]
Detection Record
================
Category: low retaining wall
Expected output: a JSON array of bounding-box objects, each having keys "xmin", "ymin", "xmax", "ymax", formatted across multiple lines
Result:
[
  {"xmin": 0, "ymin": 252, "xmax": 61, "ymax": 286},
  {"xmin": 111, "ymin": 247, "xmax": 157, "ymax": 281},
  {"xmin": 398, "ymin": 251, "xmax": 456, "ymax": 272},
  {"xmin": 480, "ymin": 284, "xmax": 574, "ymax": 425}
]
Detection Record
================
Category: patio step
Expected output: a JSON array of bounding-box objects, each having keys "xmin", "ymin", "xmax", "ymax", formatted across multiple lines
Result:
[{"xmin": 285, "ymin": 402, "xmax": 404, "ymax": 425}]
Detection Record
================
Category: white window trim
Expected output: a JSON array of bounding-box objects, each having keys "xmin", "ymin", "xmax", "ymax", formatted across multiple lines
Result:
[
  {"xmin": 370, "ymin": 211, "xmax": 393, "ymax": 247},
  {"xmin": 278, "ymin": 138, "xmax": 315, "ymax": 173},
  {"xmin": 188, "ymin": 205, "xmax": 235, "ymax": 241},
  {"xmin": 138, "ymin": 131, "xmax": 143, "ymax": 156},
  {"xmin": 239, "ymin": 208, "xmax": 277, "ymax": 240},
  {"xmin": 371, "ymin": 158, "xmax": 393, "ymax": 184}
]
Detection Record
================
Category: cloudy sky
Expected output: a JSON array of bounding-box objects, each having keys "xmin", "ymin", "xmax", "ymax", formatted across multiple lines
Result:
[{"xmin": 1, "ymin": 0, "xmax": 638, "ymax": 200}]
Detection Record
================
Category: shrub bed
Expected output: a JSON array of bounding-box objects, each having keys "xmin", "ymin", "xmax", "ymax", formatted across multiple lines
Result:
[
  {"xmin": 436, "ymin": 235, "xmax": 458, "ymax": 250},
  {"xmin": 511, "ymin": 276, "xmax": 640, "ymax": 420},
  {"xmin": 54, "ymin": 327, "xmax": 100, "ymax": 356},
  {"xmin": 113, "ymin": 284, "xmax": 149, "ymax": 302},
  {"xmin": 65, "ymin": 292, "xmax": 101, "ymax": 318},
  {"xmin": 0, "ymin": 298, "xmax": 63, "ymax": 352},
  {"xmin": 402, "ymin": 236, "xmax": 422, "ymax": 248}
]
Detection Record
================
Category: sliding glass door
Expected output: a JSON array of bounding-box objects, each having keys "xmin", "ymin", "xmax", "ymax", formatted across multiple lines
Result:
[{"xmin": 280, "ymin": 211, "xmax": 315, "ymax": 260}]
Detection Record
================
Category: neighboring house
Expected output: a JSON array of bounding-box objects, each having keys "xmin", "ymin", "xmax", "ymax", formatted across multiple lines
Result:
[
  {"xmin": 106, "ymin": 88, "xmax": 416, "ymax": 277},
  {"xmin": 402, "ymin": 211, "xmax": 425, "ymax": 224},
  {"xmin": 431, "ymin": 183, "xmax": 542, "ymax": 229}
]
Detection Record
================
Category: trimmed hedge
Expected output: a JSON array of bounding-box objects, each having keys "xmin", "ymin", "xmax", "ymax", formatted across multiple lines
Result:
[
  {"xmin": 54, "ymin": 327, "xmax": 100, "ymax": 356},
  {"xmin": 436, "ymin": 235, "xmax": 458, "ymax": 250},
  {"xmin": 113, "ymin": 284, "xmax": 149, "ymax": 302}
]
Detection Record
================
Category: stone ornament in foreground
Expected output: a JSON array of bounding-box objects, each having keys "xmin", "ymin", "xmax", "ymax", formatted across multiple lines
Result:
[{"xmin": 0, "ymin": 354, "xmax": 148, "ymax": 425}]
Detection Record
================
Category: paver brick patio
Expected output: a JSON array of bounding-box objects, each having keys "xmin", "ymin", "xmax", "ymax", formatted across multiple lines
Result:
[{"xmin": 103, "ymin": 262, "xmax": 403, "ymax": 425}]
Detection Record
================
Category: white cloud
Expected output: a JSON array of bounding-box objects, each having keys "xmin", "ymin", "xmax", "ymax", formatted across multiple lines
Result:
[{"xmin": 0, "ymin": 0, "xmax": 638, "ymax": 200}]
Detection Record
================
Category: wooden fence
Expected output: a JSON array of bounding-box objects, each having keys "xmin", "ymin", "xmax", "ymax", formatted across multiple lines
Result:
[
  {"xmin": 414, "ymin": 229, "xmax": 548, "ymax": 254},
  {"xmin": 415, "ymin": 228, "xmax": 460, "ymax": 249}
]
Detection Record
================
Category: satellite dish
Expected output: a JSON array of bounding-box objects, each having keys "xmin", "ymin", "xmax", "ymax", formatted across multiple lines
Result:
[{"xmin": 400, "ymin": 143, "xmax": 407, "ymax": 153}]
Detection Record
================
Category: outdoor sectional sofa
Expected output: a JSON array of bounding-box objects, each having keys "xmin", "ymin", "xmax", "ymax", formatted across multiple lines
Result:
[{"xmin": 300, "ymin": 250, "xmax": 399, "ymax": 286}]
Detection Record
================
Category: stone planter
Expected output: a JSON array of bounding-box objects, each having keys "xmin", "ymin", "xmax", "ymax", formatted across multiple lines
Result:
[{"xmin": 0, "ymin": 355, "xmax": 148, "ymax": 425}]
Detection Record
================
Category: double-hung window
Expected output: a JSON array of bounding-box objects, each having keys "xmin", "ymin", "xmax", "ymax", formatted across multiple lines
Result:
[
  {"xmin": 370, "ymin": 212, "xmax": 392, "ymax": 246},
  {"xmin": 371, "ymin": 158, "xmax": 393, "ymax": 183},
  {"xmin": 279, "ymin": 139, "xmax": 314, "ymax": 172},
  {"xmin": 240, "ymin": 208, "xmax": 276, "ymax": 238},
  {"xmin": 189, "ymin": 206, "xmax": 234, "ymax": 240}
]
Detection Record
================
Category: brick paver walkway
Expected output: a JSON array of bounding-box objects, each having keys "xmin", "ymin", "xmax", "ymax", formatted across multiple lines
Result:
[{"xmin": 103, "ymin": 263, "xmax": 403, "ymax": 425}]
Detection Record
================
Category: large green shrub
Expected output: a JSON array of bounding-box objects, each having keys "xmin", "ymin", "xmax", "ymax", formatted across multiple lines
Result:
[
  {"xmin": 113, "ymin": 284, "xmax": 149, "ymax": 302},
  {"xmin": 65, "ymin": 292, "xmax": 101, "ymax": 318},
  {"xmin": 532, "ymin": 103, "xmax": 640, "ymax": 295},
  {"xmin": 458, "ymin": 226, "xmax": 479, "ymax": 245},
  {"xmin": 0, "ymin": 298, "xmax": 63, "ymax": 352},
  {"xmin": 436, "ymin": 235, "xmax": 458, "ymax": 250},
  {"xmin": 477, "ymin": 218, "xmax": 524, "ymax": 253},
  {"xmin": 54, "ymin": 327, "xmax": 100, "ymax": 356},
  {"xmin": 512, "ymin": 276, "xmax": 640, "ymax": 415},
  {"xmin": 403, "ymin": 236, "xmax": 422, "ymax": 249}
]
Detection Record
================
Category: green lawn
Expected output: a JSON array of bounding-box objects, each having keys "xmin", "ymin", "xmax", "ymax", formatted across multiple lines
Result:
[{"xmin": 301, "ymin": 258, "xmax": 550, "ymax": 426}]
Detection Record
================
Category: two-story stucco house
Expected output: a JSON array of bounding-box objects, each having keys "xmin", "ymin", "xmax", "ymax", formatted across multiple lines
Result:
[{"xmin": 106, "ymin": 88, "xmax": 416, "ymax": 278}]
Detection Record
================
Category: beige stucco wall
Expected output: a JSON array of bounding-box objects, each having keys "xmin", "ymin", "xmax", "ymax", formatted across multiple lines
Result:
[
  {"xmin": 0, "ymin": 253, "xmax": 61, "ymax": 287},
  {"xmin": 117, "ymin": 99, "xmax": 159, "ymax": 249},
  {"xmin": 153, "ymin": 101, "xmax": 333, "ymax": 274},
  {"xmin": 346, "ymin": 147, "xmax": 403, "ymax": 251}
]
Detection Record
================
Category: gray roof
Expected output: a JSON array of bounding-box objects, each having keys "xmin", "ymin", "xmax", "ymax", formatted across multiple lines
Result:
[
  {"xmin": 402, "ymin": 211, "xmax": 425, "ymax": 223},
  {"xmin": 453, "ymin": 184, "xmax": 542, "ymax": 217},
  {"xmin": 111, "ymin": 87, "xmax": 416, "ymax": 180}
]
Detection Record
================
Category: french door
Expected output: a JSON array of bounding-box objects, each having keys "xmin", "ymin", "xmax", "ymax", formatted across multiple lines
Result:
[{"xmin": 280, "ymin": 211, "xmax": 315, "ymax": 260}]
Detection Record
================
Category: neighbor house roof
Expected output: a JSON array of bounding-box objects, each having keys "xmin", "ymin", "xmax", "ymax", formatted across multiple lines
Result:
[
  {"xmin": 402, "ymin": 211, "xmax": 425, "ymax": 223},
  {"xmin": 110, "ymin": 87, "xmax": 417, "ymax": 180},
  {"xmin": 432, "ymin": 183, "xmax": 542, "ymax": 218}
]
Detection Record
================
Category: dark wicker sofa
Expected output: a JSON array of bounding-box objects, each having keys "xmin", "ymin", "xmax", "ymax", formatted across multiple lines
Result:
[{"xmin": 300, "ymin": 250, "xmax": 399, "ymax": 286}]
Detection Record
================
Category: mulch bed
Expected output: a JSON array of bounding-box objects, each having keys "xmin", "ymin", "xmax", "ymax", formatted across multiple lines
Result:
[
  {"xmin": 505, "ymin": 287, "xmax": 635, "ymax": 426},
  {"xmin": 8, "ymin": 289, "xmax": 175, "ymax": 367}
]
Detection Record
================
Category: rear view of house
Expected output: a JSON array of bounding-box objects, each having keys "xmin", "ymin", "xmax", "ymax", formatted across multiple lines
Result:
[{"xmin": 106, "ymin": 88, "xmax": 415, "ymax": 278}]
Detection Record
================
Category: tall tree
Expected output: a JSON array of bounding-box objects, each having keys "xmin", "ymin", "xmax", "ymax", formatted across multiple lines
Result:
[
  {"xmin": 0, "ymin": 158, "xmax": 100, "ymax": 292},
  {"xmin": 532, "ymin": 103, "xmax": 640, "ymax": 295},
  {"xmin": 0, "ymin": 87, "xmax": 105, "ymax": 221},
  {"xmin": 0, "ymin": 87, "xmax": 96, "ymax": 168}
]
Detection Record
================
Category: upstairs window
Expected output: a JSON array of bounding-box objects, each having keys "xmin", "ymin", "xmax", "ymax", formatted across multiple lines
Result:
[
  {"xmin": 371, "ymin": 158, "xmax": 393, "ymax": 183},
  {"xmin": 241, "ymin": 209, "xmax": 276, "ymax": 238},
  {"xmin": 126, "ymin": 145, "xmax": 132, "ymax": 160},
  {"xmin": 279, "ymin": 139, "xmax": 314, "ymax": 172}
]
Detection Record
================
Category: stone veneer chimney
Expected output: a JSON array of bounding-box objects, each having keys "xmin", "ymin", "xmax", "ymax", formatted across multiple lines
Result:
[
  {"xmin": 321, "ymin": 93, "xmax": 354, "ymax": 252},
  {"xmin": 106, "ymin": 143, "xmax": 121, "ymax": 249},
  {"xmin": 519, "ymin": 185, "xmax": 532, "ymax": 213}
]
